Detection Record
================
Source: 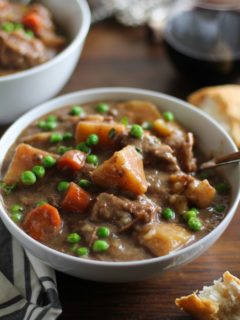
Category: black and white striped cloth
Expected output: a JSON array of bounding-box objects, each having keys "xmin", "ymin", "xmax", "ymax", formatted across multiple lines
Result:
[{"xmin": 0, "ymin": 220, "xmax": 62, "ymax": 320}]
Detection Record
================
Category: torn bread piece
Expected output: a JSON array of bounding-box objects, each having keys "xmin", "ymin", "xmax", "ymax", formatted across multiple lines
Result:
[
  {"xmin": 175, "ymin": 271, "xmax": 240, "ymax": 320},
  {"xmin": 188, "ymin": 85, "xmax": 240, "ymax": 147}
]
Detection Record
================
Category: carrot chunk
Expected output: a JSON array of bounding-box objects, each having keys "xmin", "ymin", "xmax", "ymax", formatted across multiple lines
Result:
[
  {"xmin": 61, "ymin": 182, "xmax": 91, "ymax": 213},
  {"xmin": 92, "ymin": 145, "xmax": 148, "ymax": 195},
  {"xmin": 58, "ymin": 150, "xmax": 86, "ymax": 171},
  {"xmin": 22, "ymin": 204, "xmax": 62, "ymax": 242},
  {"xmin": 22, "ymin": 12, "xmax": 43, "ymax": 33}
]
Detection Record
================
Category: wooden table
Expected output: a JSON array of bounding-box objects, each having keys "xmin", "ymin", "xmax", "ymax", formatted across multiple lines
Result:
[{"xmin": 1, "ymin": 20, "xmax": 240, "ymax": 320}]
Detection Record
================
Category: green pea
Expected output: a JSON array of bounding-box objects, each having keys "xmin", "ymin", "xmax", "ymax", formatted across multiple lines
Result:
[
  {"xmin": 188, "ymin": 217, "xmax": 202, "ymax": 231},
  {"xmin": 215, "ymin": 183, "xmax": 229, "ymax": 193},
  {"xmin": 36, "ymin": 200, "xmax": 47, "ymax": 207},
  {"xmin": 162, "ymin": 208, "xmax": 175, "ymax": 220},
  {"xmin": 63, "ymin": 132, "xmax": 73, "ymax": 141},
  {"xmin": 2, "ymin": 22, "xmax": 15, "ymax": 32},
  {"xmin": 14, "ymin": 23, "xmax": 24, "ymax": 30},
  {"xmin": 96, "ymin": 103, "xmax": 109, "ymax": 113},
  {"xmin": 130, "ymin": 124, "xmax": 144, "ymax": 139},
  {"xmin": 183, "ymin": 210, "xmax": 197, "ymax": 221},
  {"xmin": 42, "ymin": 156, "xmax": 56, "ymax": 168},
  {"xmin": 57, "ymin": 181, "xmax": 70, "ymax": 192},
  {"xmin": 86, "ymin": 154, "xmax": 98, "ymax": 166},
  {"xmin": 50, "ymin": 133, "xmax": 63, "ymax": 143},
  {"xmin": 97, "ymin": 226, "xmax": 110, "ymax": 238},
  {"xmin": 215, "ymin": 204, "xmax": 226, "ymax": 213},
  {"xmin": 86, "ymin": 134, "xmax": 99, "ymax": 146},
  {"xmin": 57, "ymin": 146, "xmax": 72, "ymax": 155},
  {"xmin": 92, "ymin": 240, "xmax": 109, "ymax": 252},
  {"xmin": 12, "ymin": 213, "xmax": 23, "ymax": 223},
  {"xmin": 142, "ymin": 121, "xmax": 153, "ymax": 130},
  {"xmin": 79, "ymin": 179, "xmax": 91, "ymax": 189},
  {"xmin": 32, "ymin": 165, "xmax": 45, "ymax": 178},
  {"xmin": 70, "ymin": 105, "xmax": 84, "ymax": 116},
  {"xmin": 47, "ymin": 115, "xmax": 57, "ymax": 122},
  {"xmin": 121, "ymin": 116, "xmax": 128, "ymax": 126},
  {"xmin": 11, "ymin": 204, "xmax": 23, "ymax": 214},
  {"xmin": 21, "ymin": 171, "xmax": 37, "ymax": 186},
  {"xmin": 25, "ymin": 29, "xmax": 34, "ymax": 38},
  {"xmin": 76, "ymin": 142, "xmax": 91, "ymax": 154},
  {"xmin": 38, "ymin": 120, "xmax": 57, "ymax": 131},
  {"xmin": 76, "ymin": 247, "xmax": 89, "ymax": 257},
  {"xmin": 163, "ymin": 111, "xmax": 174, "ymax": 122},
  {"xmin": 67, "ymin": 233, "xmax": 81, "ymax": 243}
]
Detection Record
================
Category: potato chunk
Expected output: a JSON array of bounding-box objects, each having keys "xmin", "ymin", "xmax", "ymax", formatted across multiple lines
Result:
[
  {"xmin": 138, "ymin": 222, "xmax": 193, "ymax": 256},
  {"xmin": 75, "ymin": 121, "xmax": 125, "ymax": 146},
  {"xmin": 4, "ymin": 143, "xmax": 58, "ymax": 185},
  {"xmin": 185, "ymin": 179, "xmax": 216, "ymax": 209},
  {"xmin": 116, "ymin": 100, "xmax": 161, "ymax": 124},
  {"xmin": 92, "ymin": 145, "xmax": 148, "ymax": 195}
]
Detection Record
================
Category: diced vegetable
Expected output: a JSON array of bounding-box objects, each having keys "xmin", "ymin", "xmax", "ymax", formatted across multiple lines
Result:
[
  {"xmin": 138, "ymin": 223, "xmax": 193, "ymax": 256},
  {"xmin": 4, "ymin": 144, "xmax": 58, "ymax": 185},
  {"xmin": 116, "ymin": 100, "xmax": 161, "ymax": 123},
  {"xmin": 153, "ymin": 119, "xmax": 173, "ymax": 137},
  {"xmin": 92, "ymin": 145, "xmax": 148, "ymax": 195},
  {"xmin": 61, "ymin": 182, "xmax": 91, "ymax": 213},
  {"xmin": 185, "ymin": 179, "xmax": 216, "ymax": 208},
  {"xmin": 22, "ymin": 12, "xmax": 43, "ymax": 33},
  {"xmin": 22, "ymin": 204, "xmax": 62, "ymax": 242},
  {"xmin": 75, "ymin": 121, "xmax": 125, "ymax": 147},
  {"xmin": 58, "ymin": 150, "xmax": 86, "ymax": 171}
]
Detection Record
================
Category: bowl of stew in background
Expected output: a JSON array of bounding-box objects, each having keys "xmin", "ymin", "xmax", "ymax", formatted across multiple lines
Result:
[
  {"xmin": 0, "ymin": 87, "xmax": 239, "ymax": 282},
  {"xmin": 0, "ymin": 0, "xmax": 91, "ymax": 124}
]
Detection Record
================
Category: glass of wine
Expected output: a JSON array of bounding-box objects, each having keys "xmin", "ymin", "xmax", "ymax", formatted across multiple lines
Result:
[{"xmin": 164, "ymin": 0, "xmax": 240, "ymax": 84}]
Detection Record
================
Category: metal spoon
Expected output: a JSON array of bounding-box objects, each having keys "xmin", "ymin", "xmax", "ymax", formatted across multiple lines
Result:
[
  {"xmin": 12, "ymin": 0, "xmax": 32, "ymax": 4},
  {"xmin": 199, "ymin": 151, "xmax": 240, "ymax": 171}
]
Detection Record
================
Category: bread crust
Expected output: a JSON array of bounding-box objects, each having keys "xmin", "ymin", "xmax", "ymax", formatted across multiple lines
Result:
[
  {"xmin": 175, "ymin": 271, "xmax": 240, "ymax": 320},
  {"xmin": 188, "ymin": 85, "xmax": 240, "ymax": 147}
]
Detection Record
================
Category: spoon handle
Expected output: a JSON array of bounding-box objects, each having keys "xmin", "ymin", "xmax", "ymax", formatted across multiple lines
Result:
[{"xmin": 199, "ymin": 151, "xmax": 240, "ymax": 170}]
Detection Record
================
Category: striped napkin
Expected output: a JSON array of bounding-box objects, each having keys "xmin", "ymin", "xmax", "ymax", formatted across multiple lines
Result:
[{"xmin": 0, "ymin": 220, "xmax": 62, "ymax": 320}]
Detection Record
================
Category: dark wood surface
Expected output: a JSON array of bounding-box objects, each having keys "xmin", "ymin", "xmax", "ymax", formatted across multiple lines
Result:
[{"xmin": 1, "ymin": 20, "xmax": 240, "ymax": 320}]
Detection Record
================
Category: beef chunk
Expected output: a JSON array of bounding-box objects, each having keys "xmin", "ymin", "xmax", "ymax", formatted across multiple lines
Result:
[
  {"xmin": 91, "ymin": 193, "xmax": 160, "ymax": 232},
  {"xmin": 119, "ymin": 132, "xmax": 180, "ymax": 172},
  {"xmin": 0, "ymin": 30, "xmax": 48, "ymax": 69}
]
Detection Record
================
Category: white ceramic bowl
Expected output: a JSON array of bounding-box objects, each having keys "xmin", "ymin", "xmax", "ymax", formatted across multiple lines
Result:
[
  {"xmin": 0, "ymin": 88, "xmax": 239, "ymax": 282},
  {"xmin": 0, "ymin": 0, "xmax": 91, "ymax": 124}
]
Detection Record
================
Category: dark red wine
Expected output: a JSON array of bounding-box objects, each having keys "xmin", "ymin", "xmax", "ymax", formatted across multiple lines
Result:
[{"xmin": 164, "ymin": 7, "xmax": 240, "ymax": 84}]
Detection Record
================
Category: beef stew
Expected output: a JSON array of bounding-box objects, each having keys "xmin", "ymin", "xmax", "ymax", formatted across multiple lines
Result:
[
  {"xmin": 0, "ymin": 100, "xmax": 231, "ymax": 262},
  {"xmin": 0, "ymin": 0, "xmax": 66, "ymax": 75}
]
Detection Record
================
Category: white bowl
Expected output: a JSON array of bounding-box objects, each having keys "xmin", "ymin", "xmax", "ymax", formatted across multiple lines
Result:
[
  {"xmin": 0, "ymin": 88, "xmax": 239, "ymax": 282},
  {"xmin": 0, "ymin": 0, "xmax": 91, "ymax": 124}
]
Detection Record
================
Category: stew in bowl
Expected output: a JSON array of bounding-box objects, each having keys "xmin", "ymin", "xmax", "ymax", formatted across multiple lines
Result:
[{"xmin": 0, "ymin": 99, "xmax": 231, "ymax": 262}]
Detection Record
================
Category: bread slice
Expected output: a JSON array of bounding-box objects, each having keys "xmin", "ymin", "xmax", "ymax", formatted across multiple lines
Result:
[
  {"xmin": 188, "ymin": 85, "xmax": 240, "ymax": 147},
  {"xmin": 175, "ymin": 271, "xmax": 240, "ymax": 320}
]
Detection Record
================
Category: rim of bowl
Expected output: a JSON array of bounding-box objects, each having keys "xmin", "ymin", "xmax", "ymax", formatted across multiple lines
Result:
[
  {"xmin": 0, "ymin": 87, "xmax": 239, "ymax": 268},
  {"xmin": 0, "ymin": 0, "xmax": 91, "ymax": 82}
]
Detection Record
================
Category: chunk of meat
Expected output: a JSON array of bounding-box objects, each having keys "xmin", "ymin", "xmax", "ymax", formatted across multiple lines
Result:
[
  {"xmin": 22, "ymin": 204, "xmax": 62, "ymax": 242},
  {"xmin": 92, "ymin": 145, "xmax": 148, "ymax": 195},
  {"xmin": 0, "ymin": 2, "xmax": 27, "ymax": 24},
  {"xmin": 21, "ymin": 132, "xmax": 51, "ymax": 145},
  {"xmin": 58, "ymin": 150, "xmax": 86, "ymax": 171},
  {"xmin": 115, "ymin": 100, "xmax": 161, "ymax": 124},
  {"xmin": 170, "ymin": 174, "xmax": 216, "ymax": 208},
  {"xmin": 75, "ymin": 120, "xmax": 125, "ymax": 147},
  {"xmin": 119, "ymin": 132, "xmax": 180, "ymax": 172},
  {"xmin": 23, "ymin": 4, "xmax": 65, "ymax": 49},
  {"xmin": 61, "ymin": 182, "xmax": 92, "ymax": 214},
  {"xmin": 4, "ymin": 143, "xmax": 58, "ymax": 185},
  {"xmin": 177, "ymin": 133, "xmax": 197, "ymax": 173},
  {"xmin": 138, "ymin": 222, "xmax": 193, "ymax": 256},
  {"xmin": 0, "ymin": 29, "xmax": 48, "ymax": 70},
  {"xmin": 91, "ymin": 193, "xmax": 159, "ymax": 231},
  {"xmin": 185, "ymin": 179, "xmax": 216, "ymax": 209}
]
